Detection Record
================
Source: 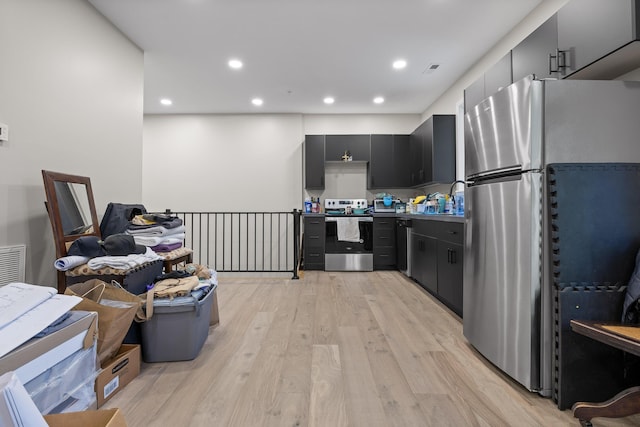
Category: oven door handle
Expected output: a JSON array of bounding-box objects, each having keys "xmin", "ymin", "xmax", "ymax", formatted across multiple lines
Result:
[{"xmin": 325, "ymin": 216, "xmax": 373, "ymax": 222}]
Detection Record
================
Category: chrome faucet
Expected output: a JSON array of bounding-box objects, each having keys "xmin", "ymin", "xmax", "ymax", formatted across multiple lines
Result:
[{"xmin": 449, "ymin": 180, "xmax": 466, "ymax": 210}]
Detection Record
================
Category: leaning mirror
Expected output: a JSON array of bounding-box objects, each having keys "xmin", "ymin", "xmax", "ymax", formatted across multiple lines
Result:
[
  {"xmin": 42, "ymin": 170, "xmax": 100, "ymax": 256},
  {"xmin": 53, "ymin": 180, "xmax": 94, "ymax": 235}
]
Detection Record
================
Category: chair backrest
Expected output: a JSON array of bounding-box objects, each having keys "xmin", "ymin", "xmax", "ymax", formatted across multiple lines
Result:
[{"xmin": 42, "ymin": 170, "xmax": 101, "ymax": 292}]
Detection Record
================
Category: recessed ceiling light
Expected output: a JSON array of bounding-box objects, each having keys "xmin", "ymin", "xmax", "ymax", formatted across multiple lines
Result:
[
  {"xmin": 373, "ymin": 96, "xmax": 385, "ymax": 104},
  {"xmin": 160, "ymin": 98, "xmax": 172, "ymax": 106},
  {"xmin": 251, "ymin": 98, "xmax": 263, "ymax": 106},
  {"xmin": 323, "ymin": 97, "xmax": 335, "ymax": 104},
  {"xmin": 392, "ymin": 59, "xmax": 407, "ymax": 70},
  {"xmin": 228, "ymin": 59, "xmax": 243, "ymax": 69}
]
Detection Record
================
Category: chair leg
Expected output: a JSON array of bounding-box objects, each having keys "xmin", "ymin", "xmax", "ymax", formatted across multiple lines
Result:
[
  {"xmin": 57, "ymin": 270, "xmax": 67, "ymax": 294},
  {"xmin": 572, "ymin": 386, "xmax": 640, "ymax": 425}
]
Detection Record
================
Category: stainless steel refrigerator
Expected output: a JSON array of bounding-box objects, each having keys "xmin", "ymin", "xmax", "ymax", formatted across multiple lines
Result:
[{"xmin": 463, "ymin": 75, "xmax": 640, "ymax": 396}]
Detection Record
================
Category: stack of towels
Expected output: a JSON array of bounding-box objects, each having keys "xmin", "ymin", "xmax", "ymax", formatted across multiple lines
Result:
[{"xmin": 125, "ymin": 214, "xmax": 186, "ymax": 252}]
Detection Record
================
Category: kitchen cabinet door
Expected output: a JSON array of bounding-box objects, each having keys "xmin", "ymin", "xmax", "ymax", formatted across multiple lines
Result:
[
  {"xmin": 325, "ymin": 135, "xmax": 370, "ymax": 162},
  {"xmin": 369, "ymin": 135, "xmax": 395, "ymax": 189},
  {"xmin": 558, "ymin": 0, "xmax": 639, "ymax": 78},
  {"xmin": 409, "ymin": 129, "xmax": 424, "ymax": 186},
  {"xmin": 393, "ymin": 135, "xmax": 411, "ymax": 188},
  {"xmin": 305, "ymin": 135, "xmax": 325, "ymax": 190},
  {"xmin": 436, "ymin": 241, "xmax": 463, "ymax": 317},
  {"xmin": 484, "ymin": 52, "xmax": 512, "ymax": 99},
  {"xmin": 464, "ymin": 74, "xmax": 485, "ymax": 113},
  {"xmin": 411, "ymin": 232, "xmax": 437, "ymax": 294},
  {"xmin": 512, "ymin": 14, "xmax": 561, "ymax": 82},
  {"xmin": 430, "ymin": 115, "xmax": 456, "ymax": 184},
  {"xmin": 303, "ymin": 216, "xmax": 325, "ymax": 270},
  {"xmin": 373, "ymin": 217, "xmax": 396, "ymax": 269},
  {"xmin": 370, "ymin": 134, "xmax": 411, "ymax": 189}
]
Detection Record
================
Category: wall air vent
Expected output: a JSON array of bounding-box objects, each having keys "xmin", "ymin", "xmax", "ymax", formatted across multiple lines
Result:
[{"xmin": 0, "ymin": 245, "xmax": 26, "ymax": 286}]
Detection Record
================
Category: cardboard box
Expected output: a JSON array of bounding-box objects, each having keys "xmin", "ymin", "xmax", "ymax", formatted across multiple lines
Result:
[
  {"xmin": 44, "ymin": 408, "xmax": 127, "ymax": 427},
  {"xmin": 0, "ymin": 312, "xmax": 98, "ymax": 385},
  {"xmin": 95, "ymin": 344, "xmax": 140, "ymax": 408}
]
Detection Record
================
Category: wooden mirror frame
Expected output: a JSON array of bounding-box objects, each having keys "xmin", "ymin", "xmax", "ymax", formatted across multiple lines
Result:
[{"xmin": 42, "ymin": 170, "xmax": 100, "ymax": 292}]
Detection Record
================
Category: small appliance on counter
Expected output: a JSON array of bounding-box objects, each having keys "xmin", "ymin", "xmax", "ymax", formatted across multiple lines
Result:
[{"xmin": 373, "ymin": 194, "xmax": 399, "ymax": 213}]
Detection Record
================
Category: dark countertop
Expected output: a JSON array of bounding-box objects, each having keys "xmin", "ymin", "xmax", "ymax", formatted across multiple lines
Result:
[{"xmin": 302, "ymin": 212, "xmax": 465, "ymax": 223}]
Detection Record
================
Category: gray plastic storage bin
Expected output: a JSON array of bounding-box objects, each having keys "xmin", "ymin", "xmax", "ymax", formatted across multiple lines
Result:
[{"xmin": 140, "ymin": 286, "xmax": 215, "ymax": 362}]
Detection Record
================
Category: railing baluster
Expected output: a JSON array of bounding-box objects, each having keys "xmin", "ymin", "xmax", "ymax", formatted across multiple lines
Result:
[{"xmin": 153, "ymin": 209, "xmax": 299, "ymax": 278}]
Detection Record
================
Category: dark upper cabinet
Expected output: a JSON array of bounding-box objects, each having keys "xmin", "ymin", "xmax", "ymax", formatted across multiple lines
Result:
[
  {"xmin": 409, "ymin": 129, "xmax": 424, "ymax": 186},
  {"xmin": 304, "ymin": 135, "xmax": 325, "ymax": 190},
  {"xmin": 325, "ymin": 135, "xmax": 370, "ymax": 162},
  {"xmin": 464, "ymin": 75, "xmax": 485, "ymax": 113},
  {"xmin": 512, "ymin": 14, "xmax": 561, "ymax": 82},
  {"xmin": 393, "ymin": 135, "xmax": 411, "ymax": 187},
  {"xmin": 421, "ymin": 115, "xmax": 456, "ymax": 185},
  {"xmin": 558, "ymin": 0, "xmax": 640, "ymax": 79},
  {"xmin": 465, "ymin": 52, "xmax": 512, "ymax": 112},
  {"xmin": 409, "ymin": 116, "xmax": 455, "ymax": 187},
  {"xmin": 369, "ymin": 134, "xmax": 411, "ymax": 189},
  {"xmin": 511, "ymin": 0, "xmax": 640, "ymax": 83},
  {"xmin": 484, "ymin": 52, "xmax": 513, "ymax": 98}
]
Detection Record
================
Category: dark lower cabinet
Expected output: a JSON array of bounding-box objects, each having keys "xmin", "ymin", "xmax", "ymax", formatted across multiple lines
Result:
[
  {"xmin": 411, "ymin": 219, "xmax": 463, "ymax": 317},
  {"xmin": 303, "ymin": 216, "xmax": 325, "ymax": 270},
  {"xmin": 411, "ymin": 233, "xmax": 437, "ymax": 294},
  {"xmin": 436, "ymin": 241, "xmax": 463, "ymax": 317},
  {"xmin": 373, "ymin": 217, "xmax": 396, "ymax": 269}
]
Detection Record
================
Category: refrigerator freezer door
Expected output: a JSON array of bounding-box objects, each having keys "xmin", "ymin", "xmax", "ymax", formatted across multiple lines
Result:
[
  {"xmin": 463, "ymin": 171, "xmax": 543, "ymax": 391},
  {"xmin": 464, "ymin": 75, "xmax": 542, "ymax": 178}
]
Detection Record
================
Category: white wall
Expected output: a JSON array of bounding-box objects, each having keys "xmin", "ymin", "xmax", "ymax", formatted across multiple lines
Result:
[
  {"xmin": 142, "ymin": 114, "xmax": 421, "ymax": 212},
  {"xmin": 143, "ymin": 114, "xmax": 304, "ymax": 212},
  {"xmin": 0, "ymin": 0, "xmax": 144, "ymax": 286}
]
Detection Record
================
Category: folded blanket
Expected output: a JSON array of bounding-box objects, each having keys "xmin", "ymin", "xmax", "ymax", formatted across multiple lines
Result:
[
  {"xmin": 150, "ymin": 242, "xmax": 183, "ymax": 252},
  {"xmin": 54, "ymin": 255, "xmax": 90, "ymax": 271},
  {"xmin": 87, "ymin": 247, "xmax": 162, "ymax": 270},
  {"xmin": 131, "ymin": 234, "xmax": 185, "ymax": 247},
  {"xmin": 126, "ymin": 225, "xmax": 186, "ymax": 237},
  {"xmin": 129, "ymin": 215, "xmax": 183, "ymax": 229}
]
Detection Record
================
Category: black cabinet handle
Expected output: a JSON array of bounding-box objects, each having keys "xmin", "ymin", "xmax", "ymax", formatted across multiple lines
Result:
[
  {"xmin": 549, "ymin": 48, "xmax": 568, "ymax": 74},
  {"xmin": 448, "ymin": 248, "xmax": 457, "ymax": 264},
  {"xmin": 447, "ymin": 230, "xmax": 456, "ymax": 234},
  {"xmin": 309, "ymin": 236, "xmax": 319, "ymax": 240}
]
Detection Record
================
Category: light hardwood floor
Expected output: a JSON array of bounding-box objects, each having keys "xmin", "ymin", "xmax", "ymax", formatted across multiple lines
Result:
[{"xmin": 105, "ymin": 271, "xmax": 640, "ymax": 426}]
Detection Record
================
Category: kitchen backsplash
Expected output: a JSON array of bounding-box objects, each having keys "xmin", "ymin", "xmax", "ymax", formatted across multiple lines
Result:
[{"xmin": 305, "ymin": 162, "xmax": 450, "ymax": 207}]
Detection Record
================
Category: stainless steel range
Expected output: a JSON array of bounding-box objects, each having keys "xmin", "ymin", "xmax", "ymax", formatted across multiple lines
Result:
[{"xmin": 323, "ymin": 198, "xmax": 373, "ymax": 271}]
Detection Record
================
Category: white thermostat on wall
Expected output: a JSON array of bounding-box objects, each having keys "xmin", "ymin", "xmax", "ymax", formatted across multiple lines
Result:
[{"xmin": 0, "ymin": 123, "xmax": 8, "ymax": 142}]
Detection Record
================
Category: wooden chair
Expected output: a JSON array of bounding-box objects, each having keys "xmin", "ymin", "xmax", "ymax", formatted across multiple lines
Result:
[{"xmin": 42, "ymin": 170, "xmax": 163, "ymax": 293}]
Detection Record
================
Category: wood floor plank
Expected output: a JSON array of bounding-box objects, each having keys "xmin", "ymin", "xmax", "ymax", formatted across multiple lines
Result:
[
  {"xmin": 190, "ymin": 310, "xmax": 275, "ymax": 425},
  {"xmin": 337, "ymin": 326, "xmax": 387, "ymax": 427},
  {"xmin": 349, "ymin": 294, "xmax": 428, "ymax": 427},
  {"xmin": 279, "ymin": 293, "xmax": 315, "ymax": 394},
  {"xmin": 309, "ymin": 344, "xmax": 347, "ymax": 427},
  {"xmin": 106, "ymin": 273, "xmax": 640, "ymax": 427},
  {"xmin": 225, "ymin": 283, "xmax": 301, "ymax": 426}
]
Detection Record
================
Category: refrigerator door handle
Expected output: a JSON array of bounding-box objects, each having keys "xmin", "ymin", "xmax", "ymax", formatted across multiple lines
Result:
[{"xmin": 467, "ymin": 165, "xmax": 522, "ymax": 185}]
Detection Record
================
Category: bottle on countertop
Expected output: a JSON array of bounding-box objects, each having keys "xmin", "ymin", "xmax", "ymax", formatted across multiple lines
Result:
[{"xmin": 304, "ymin": 197, "xmax": 312, "ymax": 213}]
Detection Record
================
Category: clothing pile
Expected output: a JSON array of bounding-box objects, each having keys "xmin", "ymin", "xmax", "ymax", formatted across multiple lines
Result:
[
  {"xmin": 54, "ymin": 234, "xmax": 161, "ymax": 272},
  {"xmin": 141, "ymin": 264, "xmax": 218, "ymax": 318},
  {"xmin": 124, "ymin": 214, "xmax": 186, "ymax": 252}
]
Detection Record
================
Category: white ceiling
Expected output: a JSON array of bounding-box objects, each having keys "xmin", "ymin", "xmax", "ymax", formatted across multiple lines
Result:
[{"xmin": 88, "ymin": 0, "xmax": 542, "ymax": 115}]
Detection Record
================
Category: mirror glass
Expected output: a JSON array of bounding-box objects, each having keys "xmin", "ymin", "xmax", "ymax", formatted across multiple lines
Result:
[{"xmin": 53, "ymin": 180, "xmax": 94, "ymax": 235}]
